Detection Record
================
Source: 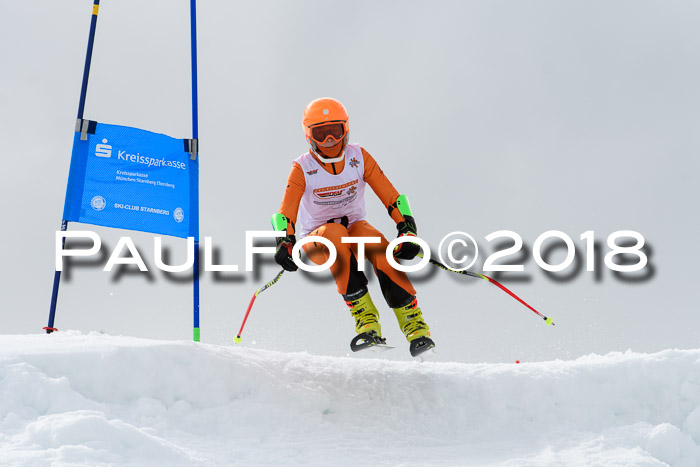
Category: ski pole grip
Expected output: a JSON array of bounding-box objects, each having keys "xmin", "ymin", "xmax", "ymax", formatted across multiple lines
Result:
[
  {"xmin": 271, "ymin": 213, "xmax": 288, "ymax": 232},
  {"xmin": 396, "ymin": 194, "xmax": 413, "ymax": 217}
]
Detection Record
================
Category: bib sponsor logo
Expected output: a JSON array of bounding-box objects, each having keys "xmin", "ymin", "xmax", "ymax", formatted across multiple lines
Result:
[
  {"xmin": 317, "ymin": 190, "xmax": 343, "ymax": 199},
  {"xmin": 306, "ymin": 169, "xmax": 318, "ymax": 175},
  {"xmin": 313, "ymin": 179, "xmax": 359, "ymax": 200}
]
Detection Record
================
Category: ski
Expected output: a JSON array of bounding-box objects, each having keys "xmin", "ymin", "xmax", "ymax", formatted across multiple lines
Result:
[
  {"xmin": 350, "ymin": 332, "xmax": 437, "ymax": 357},
  {"xmin": 359, "ymin": 343, "xmax": 396, "ymax": 353}
]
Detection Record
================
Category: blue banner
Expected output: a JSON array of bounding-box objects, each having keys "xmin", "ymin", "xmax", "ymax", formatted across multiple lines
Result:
[{"xmin": 63, "ymin": 122, "xmax": 199, "ymax": 239}]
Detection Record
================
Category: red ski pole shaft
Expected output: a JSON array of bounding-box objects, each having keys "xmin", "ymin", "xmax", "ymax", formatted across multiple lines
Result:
[
  {"xmin": 235, "ymin": 294, "xmax": 258, "ymax": 341},
  {"xmin": 475, "ymin": 273, "xmax": 554, "ymax": 325},
  {"xmin": 234, "ymin": 269, "xmax": 285, "ymax": 343}
]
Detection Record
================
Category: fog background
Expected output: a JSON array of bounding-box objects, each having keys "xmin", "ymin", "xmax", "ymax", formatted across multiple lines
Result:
[{"xmin": 2, "ymin": 0, "xmax": 698, "ymax": 363}]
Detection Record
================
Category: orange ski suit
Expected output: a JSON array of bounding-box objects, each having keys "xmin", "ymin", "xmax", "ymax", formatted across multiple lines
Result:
[{"xmin": 278, "ymin": 147, "xmax": 416, "ymax": 307}]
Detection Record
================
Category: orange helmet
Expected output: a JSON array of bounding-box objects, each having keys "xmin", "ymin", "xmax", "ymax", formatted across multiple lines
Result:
[{"xmin": 302, "ymin": 98, "xmax": 349, "ymax": 161}]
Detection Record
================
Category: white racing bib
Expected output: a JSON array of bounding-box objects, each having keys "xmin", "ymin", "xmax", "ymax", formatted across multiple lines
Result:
[{"xmin": 295, "ymin": 143, "xmax": 367, "ymax": 237}]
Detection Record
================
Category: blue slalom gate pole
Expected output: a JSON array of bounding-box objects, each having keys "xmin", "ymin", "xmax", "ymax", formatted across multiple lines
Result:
[
  {"xmin": 190, "ymin": 0, "xmax": 201, "ymax": 342},
  {"xmin": 46, "ymin": 0, "xmax": 101, "ymax": 334}
]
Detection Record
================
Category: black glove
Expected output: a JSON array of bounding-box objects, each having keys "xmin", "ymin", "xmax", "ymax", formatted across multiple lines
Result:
[
  {"xmin": 393, "ymin": 215, "xmax": 420, "ymax": 260},
  {"xmin": 275, "ymin": 235, "xmax": 298, "ymax": 271}
]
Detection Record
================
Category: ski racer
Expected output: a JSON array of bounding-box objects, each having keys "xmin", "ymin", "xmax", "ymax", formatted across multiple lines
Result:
[{"xmin": 271, "ymin": 97, "xmax": 435, "ymax": 357}]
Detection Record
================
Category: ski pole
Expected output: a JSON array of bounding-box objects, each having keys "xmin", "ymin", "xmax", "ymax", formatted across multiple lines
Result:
[
  {"xmin": 392, "ymin": 197, "xmax": 553, "ymax": 325},
  {"xmin": 416, "ymin": 253, "xmax": 555, "ymax": 326},
  {"xmin": 234, "ymin": 269, "xmax": 285, "ymax": 343}
]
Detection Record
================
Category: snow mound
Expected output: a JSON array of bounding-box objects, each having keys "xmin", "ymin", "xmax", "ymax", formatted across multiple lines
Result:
[{"xmin": 1, "ymin": 332, "xmax": 699, "ymax": 466}]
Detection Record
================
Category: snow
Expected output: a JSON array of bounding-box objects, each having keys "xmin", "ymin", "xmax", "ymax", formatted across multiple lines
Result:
[{"xmin": 1, "ymin": 332, "xmax": 699, "ymax": 466}]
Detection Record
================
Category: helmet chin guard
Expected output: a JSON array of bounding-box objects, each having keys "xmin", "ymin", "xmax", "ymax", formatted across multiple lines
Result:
[{"xmin": 312, "ymin": 147, "xmax": 345, "ymax": 163}]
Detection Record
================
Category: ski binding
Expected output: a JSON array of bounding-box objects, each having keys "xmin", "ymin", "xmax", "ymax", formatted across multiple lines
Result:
[
  {"xmin": 350, "ymin": 332, "xmax": 394, "ymax": 352},
  {"xmin": 409, "ymin": 336, "xmax": 436, "ymax": 358}
]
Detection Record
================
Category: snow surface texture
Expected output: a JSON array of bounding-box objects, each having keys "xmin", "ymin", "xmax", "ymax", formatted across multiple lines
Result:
[{"xmin": 1, "ymin": 333, "xmax": 699, "ymax": 466}]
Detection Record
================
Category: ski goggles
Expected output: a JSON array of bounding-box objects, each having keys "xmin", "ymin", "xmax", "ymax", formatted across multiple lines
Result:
[{"xmin": 310, "ymin": 122, "xmax": 346, "ymax": 147}]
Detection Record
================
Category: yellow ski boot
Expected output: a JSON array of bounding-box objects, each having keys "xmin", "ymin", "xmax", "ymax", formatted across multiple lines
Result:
[
  {"xmin": 344, "ymin": 289, "xmax": 385, "ymax": 352},
  {"xmin": 393, "ymin": 298, "xmax": 435, "ymax": 357}
]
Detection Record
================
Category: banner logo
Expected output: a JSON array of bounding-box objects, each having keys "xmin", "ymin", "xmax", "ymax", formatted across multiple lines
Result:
[
  {"xmin": 174, "ymin": 207, "xmax": 184, "ymax": 223},
  {"xmin": 90, "ymin": 195, "xmax": 106, "ymax": 211},
  {"xmin": 95, "ymin": 139, "xmax": 112, "ymax": 158}
]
